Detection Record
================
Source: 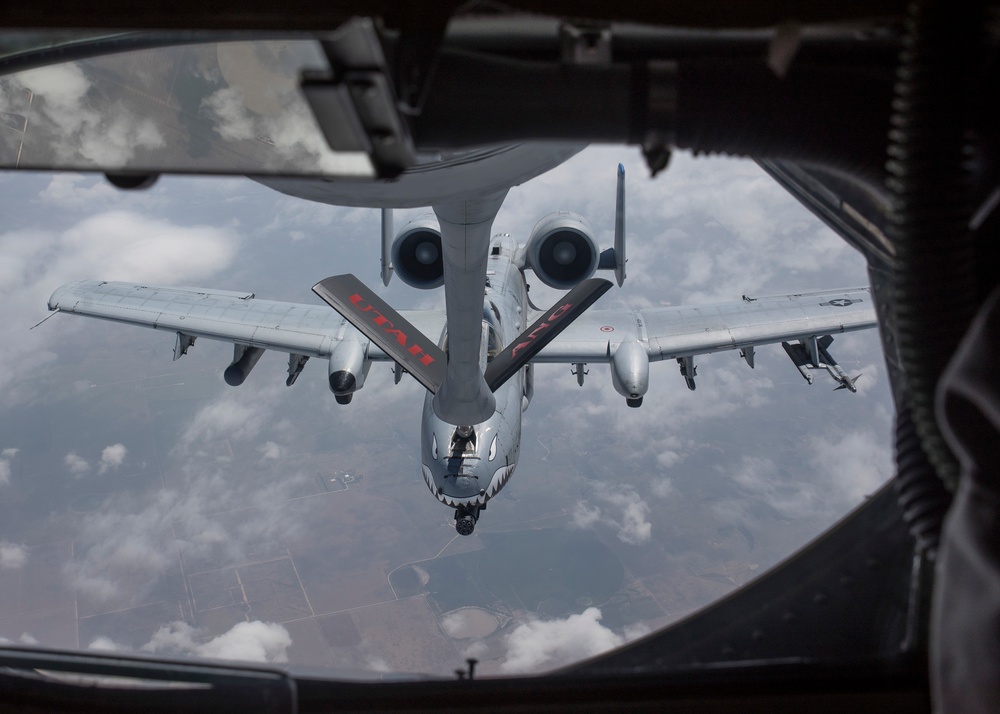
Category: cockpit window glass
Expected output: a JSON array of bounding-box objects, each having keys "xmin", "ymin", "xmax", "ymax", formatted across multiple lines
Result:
[{"xmin": 0, "ymin": 39, "xmax": 374, "ymax": 176}]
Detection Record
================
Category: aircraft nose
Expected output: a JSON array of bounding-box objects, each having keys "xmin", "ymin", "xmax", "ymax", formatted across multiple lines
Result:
[{"xmin": 450, "ymin": 474, "xmax": 480, "ymax": 497}]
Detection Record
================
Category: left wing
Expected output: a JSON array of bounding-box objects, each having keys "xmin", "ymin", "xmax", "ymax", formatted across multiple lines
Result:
[
  {"xmin": 49, "ymin": 280, "xmax": 345, "ymax": 357},
  {"xmin": 46, "ymin": 280, "xmax": 447, "ymax": 387},
  {"xmin": 535, "ymin": 287, "xmax": 876, "ymax": 397}
]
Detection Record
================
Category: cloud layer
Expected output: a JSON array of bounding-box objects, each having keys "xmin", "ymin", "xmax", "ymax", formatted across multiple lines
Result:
[
  {"xmin": 0, "ymin": 175, "xmax": 241, "ymax": 405},
  {"xmin": 90, "ymin": 620, "xmax": 292, "ymax": 664}
]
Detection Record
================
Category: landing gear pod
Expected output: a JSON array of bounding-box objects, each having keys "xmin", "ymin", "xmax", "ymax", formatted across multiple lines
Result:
[
  {"xmin": 328, "ymin": 340, "xmax": 371, "ymax": 404},
  {"xmin": 611, "ymin": 340, "xmax": 649, "ymax": 406}
]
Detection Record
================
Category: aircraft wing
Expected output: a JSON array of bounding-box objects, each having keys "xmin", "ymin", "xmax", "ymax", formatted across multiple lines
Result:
[
  {"xmin": 46, "ymin": 280, "xmax": 446, "ymax": 363},
  {"xmin": 534, "ymin": 287, "xmax": 876, "ymax": 392}
]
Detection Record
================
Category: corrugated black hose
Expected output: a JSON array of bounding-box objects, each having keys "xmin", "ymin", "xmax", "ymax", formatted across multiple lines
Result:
[{"xmin": 884, "ymin": 1, "xmax": 983, "ymax": 495}]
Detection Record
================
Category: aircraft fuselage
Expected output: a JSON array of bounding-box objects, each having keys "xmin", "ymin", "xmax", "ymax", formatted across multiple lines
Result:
[{"xmin": 420, "ymin": 234, "xmax": 527, "ymax": 534}]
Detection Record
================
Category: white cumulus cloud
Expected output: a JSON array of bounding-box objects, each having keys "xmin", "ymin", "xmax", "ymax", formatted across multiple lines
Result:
[
  {"xmin": 98, "ymin": 443, "xmax": 127, "ymax": 475},
  {"xmin": 500, "ymin": 608, "xmax": 623, "ymax": 674},
  {"xmin": 64, "ymin": 452, "xmax": 90, "ymax": 476},
  {"xmin": 719, "ymin": 425, "xmax": 893, "ymax": 523},
  {"xmin": 258, "ymin": 441, "xmax": 283, "ymax": 460},
  {"xmin": 0, "ymin": 192, "xmax": 241, "ymax": 404},
  {"xmin": 572, "ymin": 483, "xmax": 652, "ymax": 545},
  {"xmin": 87, "ymin": 635, "xmax": 125, "ymax": 652},
  {"xmin": 651, "ymin": 477, "xmax": 675, "ymax": 498},
  {"xmin": 88, "ymin": 620, "xmax": 292, "ymax": 664},
  {"xmin": 0, "ymin": 542, "xmax": 28, "ymax": 569},
  {"xmin": 179, "ymin": 383, "xmax": 287, "ymax": 449},
  {"xmin": 66, "ymin": 459, "xmax": 310, "ymax": 604},
  {"xmin": 15, "ymin": 63, "xmax": 165, "ymax": 167},
  {"xmin": 143, "ymin": 621, "xmax": 292, "ymax": 663},
  {"xmin": 0, "ymin": 448, "xmax": 17, "ymax": 485},
  {"xmin": 440, "ymin": 612, "xmax": 465, "ymax": 638}
]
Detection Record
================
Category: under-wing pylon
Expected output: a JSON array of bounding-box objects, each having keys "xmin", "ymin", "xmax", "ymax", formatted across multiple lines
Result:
[{"xmin": 781, "ymin": 334, "xmax": 863, "ymax": 392}]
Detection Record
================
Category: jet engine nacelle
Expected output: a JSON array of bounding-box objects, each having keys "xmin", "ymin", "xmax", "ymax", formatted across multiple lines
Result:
[
  {"xmin": 391, "ymin": 214, "xmax": 444, "ymax": 289},
  {"xmin": 611, "ymin": 340, "xmax": 649, "ymax": 407},
  {"xmin": 525, "ymin": 211, "xmax": 600, "ymax": 289},
  {"xmin": 328, "ymin": 340, "xmax": 372, "ymax": 405}
]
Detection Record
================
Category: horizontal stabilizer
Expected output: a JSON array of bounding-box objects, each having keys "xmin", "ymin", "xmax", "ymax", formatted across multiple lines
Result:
[
  {"xmin": 312, "ymin": 274, "xmax": 446, "ymax": 393},
  {"xmin": 485, "ymin": 278, "xmax": 612, "ymax": 391}
]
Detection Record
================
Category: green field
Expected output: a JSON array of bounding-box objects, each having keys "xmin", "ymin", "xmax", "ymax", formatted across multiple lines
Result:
[{"xmin": 478, "ymin": 528, "xmax": 624, "ymax": 616}]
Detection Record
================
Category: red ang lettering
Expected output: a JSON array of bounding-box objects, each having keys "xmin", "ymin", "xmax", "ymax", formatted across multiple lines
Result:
[
  {"xmin": 526, "ymin": 321, "xmax": 550, "ymax": 341},
  {"xmin": 511, "ymin": 321, "xmax": 549, "ymax": 359},
  {"xmin": 509, "ymin": 340, "xmax": 531, "ymax": 359},
  {"xmin": 547, "ymin": 303, "xmax": 572, "ymax": 321},
  {"xmin": 509, "ymin": 301, "xmax": 576, "ymax": 359}
]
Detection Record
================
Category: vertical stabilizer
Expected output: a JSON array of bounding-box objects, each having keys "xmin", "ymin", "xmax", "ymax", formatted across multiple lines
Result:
[
  {"xmin": 598, "ymin": 163, "xmax": 627, "ymax": 286},
  {"xmin": 614, "ymin": 162, "xmax": 626, "ymax": 286},
  {"xmin": 380, "ymin": 208, "xmax": 394, "ymax": 286}
]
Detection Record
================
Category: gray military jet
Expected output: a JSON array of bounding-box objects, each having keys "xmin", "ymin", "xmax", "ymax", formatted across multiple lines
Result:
[{"xmin": 46, "ymin": 165, "xmax": 875, "ymax": 535}]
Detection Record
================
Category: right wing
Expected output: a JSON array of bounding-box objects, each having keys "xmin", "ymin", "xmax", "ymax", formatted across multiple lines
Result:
[
  {"xmin": 46, "ymin": 279, "xmax": 445, "ymax": 370},
  {"xmin": 535, "ymin": 286, "xmax": 877, "ymax": 393}
]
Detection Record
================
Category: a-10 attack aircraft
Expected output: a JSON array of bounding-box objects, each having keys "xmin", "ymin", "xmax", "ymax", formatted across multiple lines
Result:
[{"xmin": 46, "ymin": 166, "xmax": 875, "ymax": 535}]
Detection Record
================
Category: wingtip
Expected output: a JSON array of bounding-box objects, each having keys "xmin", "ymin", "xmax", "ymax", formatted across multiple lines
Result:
[{"xmin": 617, "ymin": 163, "xmax": 625, "ymax": 176}]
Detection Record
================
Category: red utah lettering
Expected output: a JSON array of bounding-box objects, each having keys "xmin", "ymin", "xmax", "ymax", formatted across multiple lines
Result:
[
  {"xmin": 347, "ymin": 293, "xmax": 434, "ymax": 366},
  {"xmin": 383, "ymin": 327, "xmax": 409, "ymax": 347},
  {"xmin": 350, "ymin": 293, "xmax": 373, "ymax": 311},
  {"xmin": 408, "ymin": 343, "xmax": 435, "ymax": 366}
]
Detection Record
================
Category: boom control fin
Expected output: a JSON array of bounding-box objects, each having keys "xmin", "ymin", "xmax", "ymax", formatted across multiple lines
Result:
[
  {"xmin": 313, "ymin": 274, "xmax": 446, "ymax": 393},
  {"xmin": 485, "ymin": 278, "xmax": 612, "ymax": 392}
]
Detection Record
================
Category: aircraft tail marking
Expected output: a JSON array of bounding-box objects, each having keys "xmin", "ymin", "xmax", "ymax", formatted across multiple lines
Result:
[
  {"xmin": 485, "ymin": 278, "xmax": 613, "ymax": 392},
  {"xmin": 313, "ymin": 274, "xmax": 446, "ymax": 393}
]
